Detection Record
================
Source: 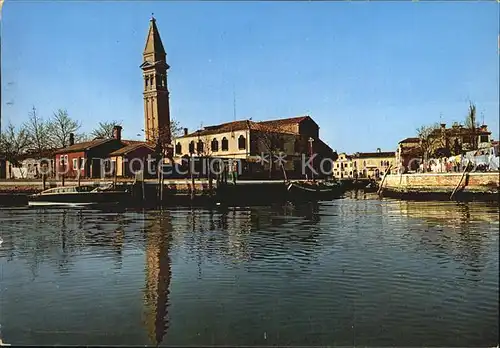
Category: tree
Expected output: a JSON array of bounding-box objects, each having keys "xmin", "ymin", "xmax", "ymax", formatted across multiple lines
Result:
[
  {"xmin": 0, "ymin": 122, "xmax": 31, "ymax": 166},
  {"xmin": 24, "ymin": 106, "xmax": 51, "ymax": 156},
  {"xmin": 416, "ymin": 123, "xmax": 442, "ymax": 172},
  {"xmin": 91, "ymin": 120, "xmax": 122, "ymax": 139},
  {"xmin": 170, "ymin": 119, "xmax": 183, "ymax": 139},
  {"xmin": 464, "ymin": 101, "xmax": 478, "ymax": 150},
  {"xmin": 49, "ymin": 109, "xmax": 83, "ymax": 148},
  {"xmin": 251, "ymin": 122, "xmax": 288, "ymax": 178}
]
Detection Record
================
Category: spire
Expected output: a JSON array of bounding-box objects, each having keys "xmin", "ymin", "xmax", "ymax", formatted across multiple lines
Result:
[{"xmin": 144, "ymin": 15, "xmax": 166, "ymax": 59}]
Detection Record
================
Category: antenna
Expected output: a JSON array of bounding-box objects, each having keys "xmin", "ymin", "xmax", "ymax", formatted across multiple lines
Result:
[{"xmin": 481, "ymin": 111, "xmax": 485, "ymax": 125}]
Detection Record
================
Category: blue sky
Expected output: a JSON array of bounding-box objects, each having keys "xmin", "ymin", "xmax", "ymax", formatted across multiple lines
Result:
[{"xmin": 1, "ymin": 1, "xmax": 498, "ymax": 153}]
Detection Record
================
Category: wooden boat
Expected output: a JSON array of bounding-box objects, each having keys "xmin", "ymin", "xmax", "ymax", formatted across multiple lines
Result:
[
  {"xmin": 28, "ymin": 184, "xmax": 130, "ymax": 207},
  {"xmin": 363, "ymin": 181, "xmax": 379, "ymax": 193},
  {"xmin": 286, "ymin": 180, "xmax": 344, "ymax": 201}
]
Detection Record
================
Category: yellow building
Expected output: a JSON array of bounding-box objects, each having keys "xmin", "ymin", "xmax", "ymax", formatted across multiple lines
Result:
[
  {"xmin": 332, "ymin": 153, "xmax": 355, "ymax": 178},
  {"xmin": 172, "ymin": 116, "xmax": 335, "ymax": 173},
  {"xmin": 351, "ymin": 149, "xmax": 396, "ymax": 179}
]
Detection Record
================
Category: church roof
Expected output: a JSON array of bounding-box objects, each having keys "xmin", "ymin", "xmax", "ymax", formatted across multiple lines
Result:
[
  {"xmin": 144, "ymin": 16, "xmax": 165, "ymax": 56},
  {"xmin": 179, "ymin": 115, "xmax": 315, "ymax": 138}
]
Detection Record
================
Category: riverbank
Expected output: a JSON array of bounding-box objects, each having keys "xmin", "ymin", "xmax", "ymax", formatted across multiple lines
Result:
[{"xmin": 381, "ymin": 172, "xmax": 499, "ymax": 201}]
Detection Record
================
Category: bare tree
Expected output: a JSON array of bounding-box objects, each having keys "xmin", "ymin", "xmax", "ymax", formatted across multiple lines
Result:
[
  {"xmin": 49, "ymin": 109, "xmax": 83, "ymax": 148},
  {"xmin": 464, "ymin": 101, "xmax": 478, "ymax": 150},
  {"xmin": 417, "ymin": 123, "xmax": 442, "ymax": 172},
  {"xmin": 91, "ymin": 120, "xmax": 122, "ymax": 139},
  {"xmin": 251, "ymin": 122, "xmax": 287, "ymax": 178},
  {"xmin": 0, "ymin": 122, "xmax": 31, "ymax": 166},
  {"xmin": 170, "ymin": 119, "xmax": 183, "ymax": 139},
  {"xmin": 24, "ymin": 106, "xmax": 51, "ymax": 156}
]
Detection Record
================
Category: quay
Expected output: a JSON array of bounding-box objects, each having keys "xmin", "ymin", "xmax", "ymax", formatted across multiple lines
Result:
[{"xmin": 379, "ymin": 172, "xmax": 499, "ymax": 201}]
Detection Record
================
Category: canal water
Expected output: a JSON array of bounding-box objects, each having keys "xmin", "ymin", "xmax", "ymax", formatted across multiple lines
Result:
[{"xmin": 0, "ymin": 194, "xmax": 498, "ymax": 346}]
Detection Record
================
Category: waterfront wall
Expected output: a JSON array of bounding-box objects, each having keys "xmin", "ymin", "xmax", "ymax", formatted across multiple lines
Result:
[{"xmin": 383, "ymin": 172, "xmax": 499, "ymax": 199}]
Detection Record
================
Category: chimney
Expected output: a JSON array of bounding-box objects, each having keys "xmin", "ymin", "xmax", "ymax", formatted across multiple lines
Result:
[
  {"xmin": 440, "ymin": 123, "xmax": 446, "ymax": 129},
  {"xmin": 69, "ymin": 133, "xmax": 75, "ymax": 146},
  {"xmin": 113, "ymin": 125, "xmax": 122, "ymax": 141},
  {"xmin": 183, "ymin": 128, "xmax": 188, "ymax": 136},
  {"xmin": 376, "ymin": 148, "xmax": 381, "ymax": 153}
]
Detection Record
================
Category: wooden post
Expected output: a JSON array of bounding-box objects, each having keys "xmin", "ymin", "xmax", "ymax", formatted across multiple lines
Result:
[
  {"xmin": 377, "ymin": 164, "xmax": 393, "ymax": 196},
  {"xmin": 450, "ymin": 162, "xmax": 469, "ymax": 200},
  {"xmin": 113, "ymin": 158, "xmax": 118, "ymax": 189},
  {"xmin": 142, "ymin": 156, "xmax": 146, "ymax": 202},
  {"xmin": 42, "ymin": 172, "xmax": 47, "ymax": 190},
  {"xmin": 190, "ymin": 155, "xmax": 195, "ymax": 201}
]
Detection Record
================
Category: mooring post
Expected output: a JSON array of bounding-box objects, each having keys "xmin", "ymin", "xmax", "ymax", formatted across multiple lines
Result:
[
  {"xmin": 450, "ymin": 162, "xmax": 469, "ymax": 200},
  {"xmin": 377, "ymin": 164, "xmax": 393, "ymax": 196}
]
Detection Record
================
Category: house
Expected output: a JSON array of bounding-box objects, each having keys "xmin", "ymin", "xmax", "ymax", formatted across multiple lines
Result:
[
  {"xmin": 6, "ymin": 149, "xmax": 57, "ymax": 179},
  {"xmin": 109, "ymin": 142, "xmax": 155, "ymax": 178},
  {"xmin": 172, "ymin": 115, "xmax": 336, "ymax": 178},
  {"xmin": 332, "ymin": 153, "xmax": 355, "ymax": 178},
  {"xmin": 397, "ymin": 137, "xmax": 422, "ymax": 172},
  {"xmin": 54, "ymin": 126, "xmax": 135, "ymax": 179},
  {"xmin": 351, "ymin": 149, "xmax": 396, "ymax": 179}
]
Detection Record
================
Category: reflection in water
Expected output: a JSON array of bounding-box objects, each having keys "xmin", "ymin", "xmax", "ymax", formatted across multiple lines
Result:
[
  {"xmin": 0, "ymin": 200, "xmax": 497, "ymax": 346},
  {"xmin": 393, "ymin": 200, "xmax": 499, "ymax": 277},
  {"xmin": 143, "ymin": 211, "xmax": 172, "ymax": 346}
]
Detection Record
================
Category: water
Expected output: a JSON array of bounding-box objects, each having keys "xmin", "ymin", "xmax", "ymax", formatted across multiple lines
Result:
[{"xmin": 0, "ymin": 195, "xmax": 498, "ymax": 346}]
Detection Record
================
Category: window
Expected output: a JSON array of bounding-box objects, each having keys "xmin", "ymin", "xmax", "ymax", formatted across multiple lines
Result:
[
  {"xmin": 189, "ymin": 141, "xmax": 195, "ymax": 154},
  {"xmin": 238, "ymin": 135, "xmax": 246, "ymax": 150},
  {"xmin": 211, "ymin": 138, "xmax": 219, "ymax": 152},
  {"xmin": 73, "ymin": 158, "xmax": 78, "ymax": 170},
  {"xmin": 221, "ymin": 137, "xmax": 229, "ymax": 151},
  {"xmin": 197, "ymin": 140, "xmax": 204, "ymax": 154},
  {"xmin": 363, "ymin": 160, "xmax": 366, "ymax": 167},
  {"xmin": 175, "ymin": 143, "xmax": 182, "ymax": 155},
  {"xmin": 480, "ymin": 135, "xmax": 489, "ymax": 143}
]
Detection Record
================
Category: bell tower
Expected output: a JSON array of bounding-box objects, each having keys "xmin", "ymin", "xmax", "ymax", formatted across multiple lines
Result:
[{"xmin": 141, "ymin": 16, "xmax": 171, "ymax": 145}]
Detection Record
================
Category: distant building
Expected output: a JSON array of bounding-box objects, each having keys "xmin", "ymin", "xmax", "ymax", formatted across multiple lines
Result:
[
  {"xmin": 351, "ymin": 149, "xmax": 396, "ymax": 179},
  {"xmin": 332, "ymin": 153, "xmax": 354, "ymax": 178},
  {"xmin": 6, "ymin": 149, "xmax": 56, "ymax": 179},
  {"xmin": 396, "ymin": 123, "xmax": 493, "ymax": 173}
]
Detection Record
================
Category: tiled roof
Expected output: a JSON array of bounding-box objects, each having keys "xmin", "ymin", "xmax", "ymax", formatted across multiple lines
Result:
[
  {"xmin": 354, "ymin": 151, "xmax": 396, "ymax": 158},
  {"xmin": 179, "ymin": 115, "xmax": 313, "ymax": 138},
  {"xmin": 54, "ymin": 138, "xmax": 144, "ymax": 155},
  {"xmin": 54, "ymin": 138, "xmax": 113, "ymax": 154},
  {"xmin": 399, "ymin": 137, "xmax": 420, "ymax": 144},
  {"xmin": 109, "ymin": 143, "xmax": 154, "ymax": 156}
]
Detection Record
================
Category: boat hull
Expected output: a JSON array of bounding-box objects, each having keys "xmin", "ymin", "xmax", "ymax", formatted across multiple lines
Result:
[
  {"xmin": 28, "ymin": 191, "xmax": 130, "ymax": 207},
  {"xmin": 286, "ymin": 182, "xmax": 344, "ymax": 201}
]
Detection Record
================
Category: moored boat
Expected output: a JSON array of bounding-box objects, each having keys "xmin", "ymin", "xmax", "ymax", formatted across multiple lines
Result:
[
  {"xmin": 286, "ymin": 180, "xmax": 344, "ymax": 201},
  {"xmin": 27, "ymin": 184, "xmax": 130, "ymax": 207}
]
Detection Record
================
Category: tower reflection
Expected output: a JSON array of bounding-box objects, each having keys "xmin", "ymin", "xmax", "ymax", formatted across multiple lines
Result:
[{"xmin": 143, "ymin": 211, "xmax": 172, "ymax": 346}]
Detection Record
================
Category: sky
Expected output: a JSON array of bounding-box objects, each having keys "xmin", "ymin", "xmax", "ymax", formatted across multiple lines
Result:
[{"xmin": 1, "ymin": 1, "xmax": 499, "ymax": 153}]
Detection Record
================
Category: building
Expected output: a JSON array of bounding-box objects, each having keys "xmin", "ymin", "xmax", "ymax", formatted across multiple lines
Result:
[
  {"xmin": 351, "ymin": 149, "xmax": 396, "ymax": 179},
  {"xmin": 109, "ymin": 143, "xmax": 155, "ymax": 178},
  {"xmin": 396, "ymin": 123, "xmax": 493, "ymax": 173},
  {"xmin": 141, "ymin": 16, "xmax": 171, "ymax": 147},
  {"xmin": 332, "ymin": 153, "xmax": 355, "ymax": 178},
  {"xmin": 53, "ymin": 126, "xmax": 140, "ymax": 179},
  {"xmin": 5, "ymin": 149, "xmax": 56, "ymax": 179},
  {"xmin": 397, "ymin": 137, "xmax": 422, "ymax": 173},
  {"xmin": 172, "ymin": 115, "xmax": 336, "ymax": 177}
]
